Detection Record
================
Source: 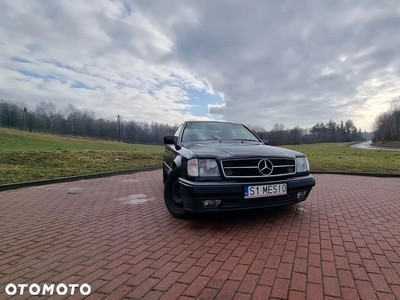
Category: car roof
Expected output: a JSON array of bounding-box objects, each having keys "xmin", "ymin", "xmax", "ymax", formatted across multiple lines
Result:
[{"xmin": 185, "ymin": 120, "xmax": 243, "ymax": 125}]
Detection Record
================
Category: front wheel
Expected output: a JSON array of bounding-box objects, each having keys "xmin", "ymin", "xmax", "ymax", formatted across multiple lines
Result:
[
  {"xmin": 164, "ymin": 168, "xmax": 187, "ymax": 218},
  {"xmin": 163, "ymin": 168, "xmax": 167, "ymax": 183}
]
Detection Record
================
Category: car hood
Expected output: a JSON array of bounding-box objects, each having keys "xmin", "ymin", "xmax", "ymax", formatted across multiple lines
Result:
[{"xmin": 183, "ymin": 141, "xmax": 304, "ymax": 159}]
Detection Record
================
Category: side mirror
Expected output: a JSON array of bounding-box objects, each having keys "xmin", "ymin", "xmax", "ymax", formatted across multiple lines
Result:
[
  {"xmin": 164, "ymin": 135, "xmax": 178, "ymax": 145},
  {"xmin": 262, "ymin": 139, "xmax": 269, "ymax": 145}
]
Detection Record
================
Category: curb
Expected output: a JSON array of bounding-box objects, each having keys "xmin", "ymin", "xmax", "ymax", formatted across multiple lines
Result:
[
  {"xmin": 1, "ymin": 168, "xmax": 399, "ymax": 192},
  {"xmin": 0, "ymin": 167, "xmax": 162, "ymax": 191}
]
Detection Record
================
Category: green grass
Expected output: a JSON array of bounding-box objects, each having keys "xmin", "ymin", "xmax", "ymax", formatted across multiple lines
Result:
[
  {"xmin": 283, "ymin": 143, "xmax": 400, "ymax": 174},
  {"xmin": 0, "ymin": 128, "xmax": 164, "ymax": 185},
  {"xmin": 1, "ymin": 128, "xmax": 399, "ymax": 185},
  {"xmin": 0, "ymin": 128, "xmax": 161, "ymax": 152}
]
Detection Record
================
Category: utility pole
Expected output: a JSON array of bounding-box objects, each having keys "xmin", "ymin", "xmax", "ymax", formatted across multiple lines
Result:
[
  {"xmin": 113, "ymin": 115, "xmax": 121, "ymax": 142},
  {"xmin": 21, "ymin": 108, "xmax": 32, "ymax": 132}
]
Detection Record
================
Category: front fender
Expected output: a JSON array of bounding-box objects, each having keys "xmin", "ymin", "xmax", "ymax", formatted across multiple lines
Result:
[{"xmin": 173, "ymin": 155, "xmax": 182, "ymax": 169}]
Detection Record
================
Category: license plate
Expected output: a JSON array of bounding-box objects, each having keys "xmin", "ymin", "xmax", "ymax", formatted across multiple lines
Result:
[{"xmin": 244, "ymin": 183, "xmax": 287, "ymax": 199}]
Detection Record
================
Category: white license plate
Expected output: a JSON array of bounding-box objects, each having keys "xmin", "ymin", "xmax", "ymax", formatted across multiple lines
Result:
[{"xmin": 244, "ymin": 183, "xmax": 287, "ymax": 199}]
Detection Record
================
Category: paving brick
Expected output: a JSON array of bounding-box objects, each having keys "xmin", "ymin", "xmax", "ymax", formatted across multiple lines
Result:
[
  {"xmin": 350, "ymin": 264, "xmax": 369, "ymax": 281},
  {"xmin": 207, "ymin": 269, "xmax": 230, "ymax": 289},
  {"xmin": 373, "ymin": 255, "xmax": 392, "ymax": 269},
  {"xmin": 159, "ymin": 283, "xmax": 188, "ymax": 300},
  {"xmin": 252, "ymin": 285, "xmax": 271, "ymax": 300},
  {"xmin": 175, "ymin": 257, "xmax": 197, "ymax": 273},
  {"xmin": 214, "ymin": 249, "xmax": 233, "ymax": 262},
  {"xmin": 247, "ymin": 241, "xmax": 262, "ymax": 253},
  {"xmin": 221, "ymin": 256, "xmax": 240, "ymax": 271},
  {"xmin": 248, "ymin": 259, "xmax": 265, "ymax": 275},
  {"xmin": 101, "ymin": 263, "xmax": 131, "ymax": 281},
  {"xmin": 363, "ymin": 259, "xmax": 382, "ymax": 274},
  {"xmin": 322, "ymin": 261, "xmax": 337, "ymax": 277},
  {"xmin": 306, "ymin": 283, "xmax": 323, "ymax": 300},
  {"xmin": 266, "ymin": 255, "xmax": 281, "ymax": 269},
  {"xmin": 381, "ymin": 268, "xmax": 400, "ymax": 285},
  {"xmin": 369, "ymin": 273, "xmax": 392, "ymax": 293},
  {"xmin": 126, "ymin": 267, "xmax": 156, "ymax": 286},
  {"xmin": 277, "ymin": 262, "xmax": 293, "ymax": 279},
  {"xmin": 195, "ymin": 253, "xmax": 215, "ymax": 268},
  {"xmin": 289, "ymin": 290, "xmax": 306, "ymax": 300},
  {"xmin": 154, "ymin": 271, "xmax": 182, "ymax": 291},
  {"xmin": 291, "ymin": 272, "xmax": 307, "ymax": 292},
  {"xmin": 178, "ymin": 266, "xmax": 204, "ymax": 284},
  {"xmin": 151, "ymin": 261, "xmax": 179, "ymax": 279},
  {"xmin": 355, "ymin": 280, "xmax": 378, "ymax": 300},
  {"xmin": 201, "ymin": 261, "xmax": 223, "ymax": 277},
  {"xmin": 293, "ymin": 258, "xmax": 307, "ymax": 273},
  {"xmin": 197, "ymin": 287, "xmax": 219, "ymax": 300},
  {"xmin": 103, "ymin": 285, "xmax": 133, "ymax": 300},
  {"xmin": 259, "ymin": 268, "xmax": 277, "ymax": 286},
  {"xmin": 270, "ymin": 278, "xmax": 290, "ymax": 299},
  {"xmin": 1, "ymin": 172, "xmax": 400, "ymax": 300},
  {"xmin": 182, "ymin": 275, "xmax": 210, "ymax": 298},
  {"xmin": 323, "ymin": 276, "xmax": 340, "ymax": 297},
  {"xmin": 390, "ymin": 285, "xmax": 400, "ymax": 299},
  {"xmin": 143, "ymin": 290, "xmax": 164, "ymax": 300},
  {"xmin": 229, "ymin": 264, "xmax": 249, "ymax": 281},
  {"xmin": 215, "ymin": 280, "xmax": 240, "ymax": 300},
  {"xmin": 255, "ymin": 248, "xmax": 271, "ymax": 260},
  {"xmin": 307, "ymin": 266, "xmax": 322, "ymax": 284},
  {"xmin": 238, "ymin": 273, "xmax": 259, "ymax": 294},
  {"xmin": 239, "ymin": 251, "xmax": 256, "ymax": 265},
  {"xmin": 335, "ymin": 256, "xmax": 350, "ymax": 270},
  {"xmin": 97, "ymin": 273, "xmax": 131, "ymax": 294},
  {"xmin": 232, "ymin": 293, "xmax": 251, "ymax": 300},
  {"xmin": 376, "ymin": 292, "xmax": 396, "ymax": 300}
]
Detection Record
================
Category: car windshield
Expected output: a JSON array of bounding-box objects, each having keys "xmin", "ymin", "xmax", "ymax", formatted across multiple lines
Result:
[{"xmin": 181, "ymin": 122, "xmax": 260, "ymax": 142}]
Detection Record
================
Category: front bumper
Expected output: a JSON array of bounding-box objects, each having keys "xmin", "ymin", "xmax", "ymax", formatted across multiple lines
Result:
[{"xmin": 179, "ymin": 175, "xmax": 316, "ymax": 212}]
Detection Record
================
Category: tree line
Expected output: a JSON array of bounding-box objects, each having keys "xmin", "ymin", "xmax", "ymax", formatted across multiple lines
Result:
[
  {"xmin": 1, "ymin": 99, "xmax": 366, "ymax": 145},
  {"xmin": 0, "ymin": 100, "xmax": 177, "ymax": 144},
  {"xmin": 248, "ymin": 119, "xmax": 365, "ymax": 145},
  {"xmin": 373, "ymin": 98, "xmax": 400, "ymax": 143}
]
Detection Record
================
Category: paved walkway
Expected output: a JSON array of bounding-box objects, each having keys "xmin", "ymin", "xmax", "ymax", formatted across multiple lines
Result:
[
  {"xmin": 351, "ymin": 141, "xmax": 400, "ymax": 152},
  {"xmin": 1, "ymin": 171, "xmax": 400, "ymax": 299}
]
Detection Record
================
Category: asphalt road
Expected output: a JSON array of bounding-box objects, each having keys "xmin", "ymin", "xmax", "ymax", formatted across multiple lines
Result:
[{"xmin": 351, "ymin": 141, "xmax": 400, "ymax": 152}]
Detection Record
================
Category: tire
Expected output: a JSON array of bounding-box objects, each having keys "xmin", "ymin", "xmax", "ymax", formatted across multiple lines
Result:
[
  {"xmin": 164, "ymin": 168, "xmax": 187, "ymax": 218},
  {"xmin": 163, "ymin": 168, "xmax": 167, "ymax": 184}
]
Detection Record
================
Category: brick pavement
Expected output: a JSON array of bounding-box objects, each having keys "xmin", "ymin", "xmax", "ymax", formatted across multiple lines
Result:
[{"xmin": 0, "ymin": 171, "xmax": 400, "ymax": 299}]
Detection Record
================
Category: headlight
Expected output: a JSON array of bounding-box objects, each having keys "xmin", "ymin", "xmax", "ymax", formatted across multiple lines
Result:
[
  {"xmin": 187, "ymin": 159, "xmax": 199, "ymax": 177},
  {"xmin": 187, "ymin": 159, "xmax": 221, "ymax": 177},
  {"xmin": 296, "ymin": 157, "xmax": 310, "ymax": 173}
]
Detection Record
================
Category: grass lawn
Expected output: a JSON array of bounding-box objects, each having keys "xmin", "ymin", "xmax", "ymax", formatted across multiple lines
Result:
[
  {"xmin": 1, "ymin": 128, "xmax": 399, "ymax": 185},
  {"xmin": 0, "ymin": 128, "xmax": 164, "ymax": 185},
  {"xmin": 373, "ymin": 141, "xmax": 400, "ymax": 148},
  {"xmin": 283, "ymin": 143, "xmax": 400, "ymax": 174}
]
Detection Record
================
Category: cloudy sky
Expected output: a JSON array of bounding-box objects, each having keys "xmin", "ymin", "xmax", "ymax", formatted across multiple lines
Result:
[{"xmin": 1, "ymin": 0, "xmax": 400, "ymax": 131}]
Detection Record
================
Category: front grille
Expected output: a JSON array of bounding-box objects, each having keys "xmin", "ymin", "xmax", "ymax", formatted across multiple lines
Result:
[{"xmin": 221, "ymin": 158, "xmax": 295, "ymax": 178}]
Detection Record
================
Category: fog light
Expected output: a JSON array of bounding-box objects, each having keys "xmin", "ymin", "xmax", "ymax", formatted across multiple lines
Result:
[
  {"xmin": 201, "ymin": 200, "xmax": 222, "ymax": 208},
  {"xmin": 297, "ymin": 191, "xmax": 307, "ymax": 200}
]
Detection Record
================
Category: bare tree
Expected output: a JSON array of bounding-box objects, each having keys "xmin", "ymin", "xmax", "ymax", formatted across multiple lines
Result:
[{"xmin": 373, "ymin": 97, "xmax": 400, "ymax": 143}]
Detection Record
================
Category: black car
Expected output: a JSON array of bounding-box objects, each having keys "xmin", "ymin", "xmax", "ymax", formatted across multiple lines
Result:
[{"xmin": 163, "ymin": 121, "xmax": 315, "ymax": 218}]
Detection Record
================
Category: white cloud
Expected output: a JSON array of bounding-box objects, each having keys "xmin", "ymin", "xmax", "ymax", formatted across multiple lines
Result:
[
  {"xmin": 1, "ymin": 0, "xmax": 400, "ymax": 131},
  {"xmin": 0, "ymin": 0, "xmax": 215, "ymax": 125}
]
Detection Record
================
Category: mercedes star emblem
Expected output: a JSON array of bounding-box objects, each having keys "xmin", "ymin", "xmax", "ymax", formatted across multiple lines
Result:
[{"xmin": 258, "ymin": 159, "xmax": 273, "ymax": 175}]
